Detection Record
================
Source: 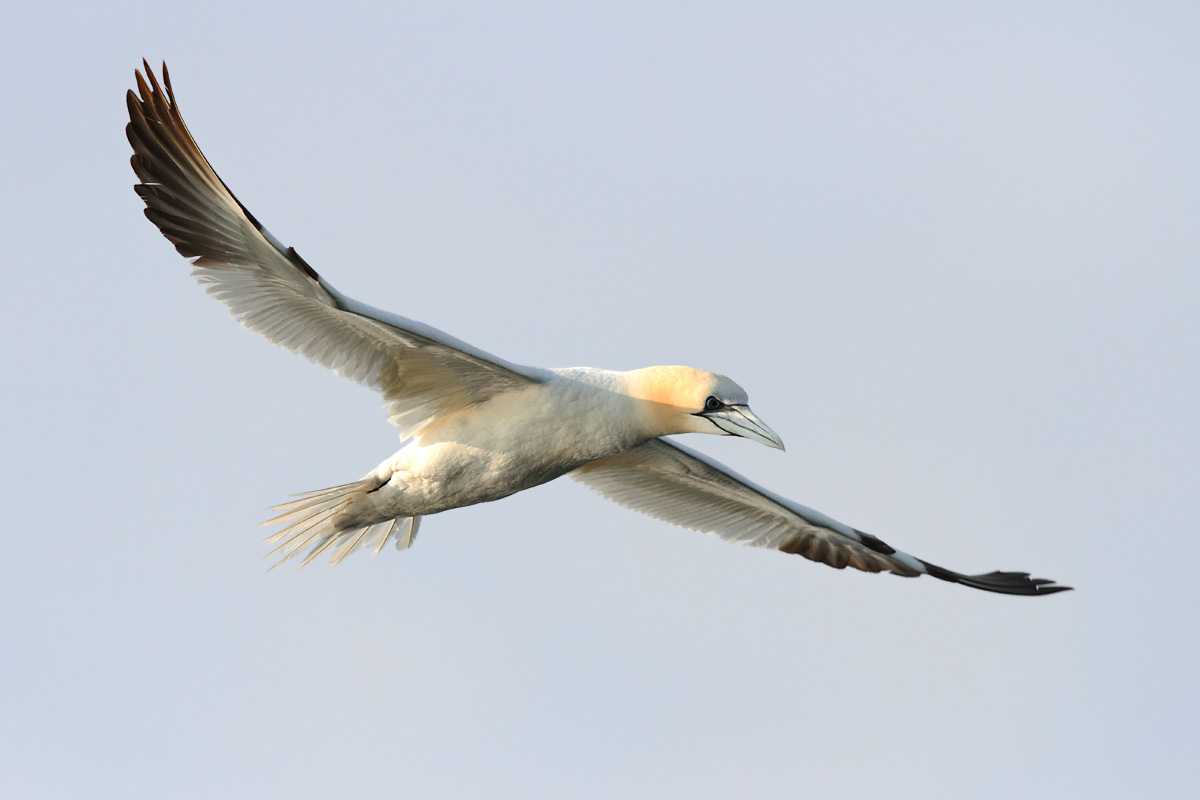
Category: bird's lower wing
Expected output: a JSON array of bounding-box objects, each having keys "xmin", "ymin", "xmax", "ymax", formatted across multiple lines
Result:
[
  {"xmin": 127, "ymin": 62, "xmax": 544, "ymax": 440},
  {"xmin": 571, "ymin": 439, "xmax": 1070, "ymax": 595}
]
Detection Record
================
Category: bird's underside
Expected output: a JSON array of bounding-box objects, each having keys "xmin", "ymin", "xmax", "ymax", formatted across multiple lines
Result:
[{"xmin": 127, "ymin": 61, "xmax": 1070, "ymax": 595}]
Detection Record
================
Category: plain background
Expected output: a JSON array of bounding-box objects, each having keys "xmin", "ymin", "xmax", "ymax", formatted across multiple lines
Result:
[{"xmin": 2, "ymin": 2, "xmax": 1197, "ymax": 798}]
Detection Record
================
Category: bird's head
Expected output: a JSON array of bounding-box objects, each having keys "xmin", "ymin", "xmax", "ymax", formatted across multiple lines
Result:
[{"xmin": 626, "ymin": 366, "xmax": 785, "ymax": 450}]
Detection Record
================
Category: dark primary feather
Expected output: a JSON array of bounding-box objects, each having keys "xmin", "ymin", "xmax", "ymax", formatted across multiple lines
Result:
[
  {"xmin": 126, "ymin": 62, "xmax": 298, "ymax": 273},
  {"xmin": 919, "ymin": 563, "xmax": 1073, "ymax": 596}
]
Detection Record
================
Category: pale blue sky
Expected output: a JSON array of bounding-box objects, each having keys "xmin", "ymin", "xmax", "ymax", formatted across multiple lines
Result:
[{"xmin": 2, "ymin": 2, "xmax": 1198, "ymax": 797}]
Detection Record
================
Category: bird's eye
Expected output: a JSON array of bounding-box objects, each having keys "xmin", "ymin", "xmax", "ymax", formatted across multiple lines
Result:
[{"xmin": 704, "ymin": 396, "xmax": 722, "ymax": 412}]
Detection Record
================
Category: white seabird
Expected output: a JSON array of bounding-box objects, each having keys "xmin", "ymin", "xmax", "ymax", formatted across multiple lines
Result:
[{"xmin": 127, "ymin": 63, "xmax": 1069, "ymax": 595}]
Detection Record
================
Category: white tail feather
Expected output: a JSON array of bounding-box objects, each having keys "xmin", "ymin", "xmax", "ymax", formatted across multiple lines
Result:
[
  {"xmin": 329, "ymin": 522, "xmax": 376, "ymax": 566},
  {"xmin": 369, "ymin": 518, "xmax": 397, "ymax": 555},
  {"xmin": 396, "ymin": 515, "xmax": 422, "ymax": 550},
  {"xmin": 261, "ymin": 479, "xmax": 422, "ymax": 569}
]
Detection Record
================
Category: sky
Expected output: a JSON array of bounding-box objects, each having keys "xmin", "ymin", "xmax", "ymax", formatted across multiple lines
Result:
[{"xmin": 2, "ymin": 1, "xmax": 1198, "ymax": 797}]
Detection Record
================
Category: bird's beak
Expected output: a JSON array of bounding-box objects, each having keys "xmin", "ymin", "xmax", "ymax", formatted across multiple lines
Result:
[{"xmin": 704, "ymin": 405, "xmax": 786, "ymax": 451}]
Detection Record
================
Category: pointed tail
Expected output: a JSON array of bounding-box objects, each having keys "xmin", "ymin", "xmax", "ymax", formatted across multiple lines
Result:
[{"xmin": 261, "ymin": 480, "xmax": 421, "ymax": 569}]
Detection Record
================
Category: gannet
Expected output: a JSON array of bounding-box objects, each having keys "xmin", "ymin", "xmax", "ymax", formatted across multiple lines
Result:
[{"xmin": 126, "ymin": 62, "xmax": 1069, "ymax": 595}]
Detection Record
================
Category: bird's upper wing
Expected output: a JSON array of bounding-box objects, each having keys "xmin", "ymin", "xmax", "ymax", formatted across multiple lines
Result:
[
  {"xmin": 127, "ymin": 62, "xmax": 545, "ymax": 440},
  {"xmin": 571, "ymin": 439, "xmax": 1070, "ymax": 595}
]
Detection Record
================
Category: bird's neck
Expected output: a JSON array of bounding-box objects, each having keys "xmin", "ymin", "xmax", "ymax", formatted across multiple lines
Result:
[{"xmin": 622, "ymin": 367, "xmax": 703, "ymax": 438}]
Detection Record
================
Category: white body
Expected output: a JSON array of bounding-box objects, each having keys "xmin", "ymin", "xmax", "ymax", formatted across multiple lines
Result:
[{"xmin": 351, "ymin": 369, "xmax": 647, "ymax": 524}]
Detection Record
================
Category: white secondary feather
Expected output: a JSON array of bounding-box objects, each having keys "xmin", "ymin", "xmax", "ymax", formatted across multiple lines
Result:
[
  {"xmin": 126, "ymin": 62, "xmax": 1069, "ymax": 596},
  {"xmin": 196, "ymin": 264, "xmax": 544, "ymax": 440}
]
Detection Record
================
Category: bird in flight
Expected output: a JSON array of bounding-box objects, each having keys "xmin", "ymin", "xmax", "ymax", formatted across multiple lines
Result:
[{"xmin": 127, "ymin": 62, "xmax": 1068, "ymax": 595}]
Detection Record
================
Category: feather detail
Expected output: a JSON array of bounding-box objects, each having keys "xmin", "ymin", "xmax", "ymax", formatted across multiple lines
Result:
[{"xmin": 257, "ymin": 478, "xmax": 420, "ymax": 569}]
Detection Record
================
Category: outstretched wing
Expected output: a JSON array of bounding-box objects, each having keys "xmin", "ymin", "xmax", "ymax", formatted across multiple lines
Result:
[
  {"xmin": 127, "ymin": 62, "xmax": 545, "ymax": 440},
  {"xmin": 571, "ymin": 439, "xmax": 1070, "ymax": 595}
]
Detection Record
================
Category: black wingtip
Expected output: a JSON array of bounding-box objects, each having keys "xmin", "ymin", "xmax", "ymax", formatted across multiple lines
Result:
[{"xmin": 921, "ymin": 561, "xmax": 1073, "ymax": 596}]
